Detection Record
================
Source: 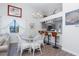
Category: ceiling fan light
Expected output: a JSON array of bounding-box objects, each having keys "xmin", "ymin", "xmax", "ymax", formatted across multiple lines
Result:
[{"xmin": 32, "ymin": 12, "xmax": 43, "ymax": 19}]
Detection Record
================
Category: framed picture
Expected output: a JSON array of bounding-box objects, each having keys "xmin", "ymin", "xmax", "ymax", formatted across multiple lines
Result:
[
  {"xmin": 65, "ymin": 9, "xmax": 79, "ymax": 25},
  {"xmin": 8, "ymin": 5, "xmax": 22, "ymax": 18},
  {"xmin": 9, "ymin": 20, "xmax": 19, "ymax": 33}
]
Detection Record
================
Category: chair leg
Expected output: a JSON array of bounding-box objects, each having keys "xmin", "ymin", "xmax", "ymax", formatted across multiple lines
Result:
[
  {"xmin": 17, "ymin": 47, "xmax": 19, "ymax": 54},
  {"xmin": 29, "ymin": 48, "xmax": 31, "ymax": 54},
  {"xmin": 33, "ymin": 49, "xmax": 35, "ymax": 56},
  {"xmin": 42, "ymin": 43, "xmax": 45, "ymax": 48},
  {"xmin": 20, "ymin": 48, "xmax": 23, "ymax": 56},
  {"xmin": 39, "ymin": 47, "xmax": 42, "ymax": 55}
]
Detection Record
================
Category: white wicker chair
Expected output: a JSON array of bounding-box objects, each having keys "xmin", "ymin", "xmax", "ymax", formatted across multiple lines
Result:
[
  {"xmin": 0, "ymin": 33, "xmax": 10, "ymax": 56},
  {"xmin": 31, "ymin": 35, "xmax": 43, "ymax": 56},
  {"xmin": 31, "ymin": 40, "xmax": 42, "ymax": 56},
  {"xmin": 17, "ymin": 35, "xmax": 31, "ymax": 56}
]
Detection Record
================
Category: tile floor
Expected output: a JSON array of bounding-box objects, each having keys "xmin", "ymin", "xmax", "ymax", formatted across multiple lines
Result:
[{"xmin": 7, "ymin": 43, "xmax": 75, "ymax": 56}]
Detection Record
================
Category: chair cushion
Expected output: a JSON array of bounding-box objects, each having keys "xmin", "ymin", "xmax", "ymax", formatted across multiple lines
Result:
[
  {"xmin": 0, "ymin": 45, "xmax": 8, "ymax": 51},
  {"xmin": 0, "ymin": 36, "xmax": 5, "ymax": 46}
]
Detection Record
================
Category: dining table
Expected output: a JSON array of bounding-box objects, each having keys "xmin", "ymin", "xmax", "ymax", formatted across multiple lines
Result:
[{"xmin": 22, "ymin": 35, "xmax": 34, "ymax": 43}]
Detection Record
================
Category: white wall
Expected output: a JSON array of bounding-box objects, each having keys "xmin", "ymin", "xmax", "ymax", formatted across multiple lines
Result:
[
  {"xmin": 0, "ymin": 3, "xmax": 42, "ymax": 34},
  {"xmin": 0, "ymin": 3, "xmax": 27, "ymax": 43},
  {"xmin": 0, "ymin": 3, "xmax": 26, "ymax": 34},
  {"xmin": 23, "ymin": 4, "xmax": 42, "ymax": 36},
  {"xmin": 0, "ymin": 3, "xmax": 42, "ymax": 43},
  {"xmin": 62, "ymin": 3, "xmax": 79, "ymax": 55}
]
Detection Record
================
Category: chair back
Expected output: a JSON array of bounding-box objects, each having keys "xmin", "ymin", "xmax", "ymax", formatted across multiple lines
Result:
[
  {"xmin": 44, "ymin": 31, "xmax": 48, "ymax": 36},
  {"xmin": 51, "ymin": 32, "xmax": 57, "ymax": 37}
]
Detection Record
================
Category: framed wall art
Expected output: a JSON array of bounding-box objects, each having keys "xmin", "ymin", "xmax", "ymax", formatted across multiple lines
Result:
[
  {"xmin": 8, "ymin": 5, "xmax": 22, "ymax": 18},
  {"xmin": 10, "ymin": 20, "xmax": 19, "ymax": 33},
  {"xmin": 65, "ymin": 9, "xmax": 79, "ymax": 25}
]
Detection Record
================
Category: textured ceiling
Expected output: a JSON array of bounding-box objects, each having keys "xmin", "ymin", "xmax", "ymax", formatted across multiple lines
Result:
[{"xmin": 26, "ymin": 3, "xmax": 62, "ymax": 17}]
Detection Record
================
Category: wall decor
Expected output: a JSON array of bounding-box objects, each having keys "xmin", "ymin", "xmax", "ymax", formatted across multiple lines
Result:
[
  {"xmin": 8, "ymin": 5, "xmax": 22, "ymax": 18},
  {"xmin": 10, "ymin": 20, "xmax": 19, "ymax": 33},
  {"xmin": 66, "ymin": 9, "xmax": 79, "ymax": 25}
]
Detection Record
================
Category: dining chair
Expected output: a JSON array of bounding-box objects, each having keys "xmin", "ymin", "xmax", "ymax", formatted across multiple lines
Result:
[
  {"xmin": 30, "ymin": 34, "xmax": 43, "ymax": 56},
  {"xmin": 17, "ymin": 35, "xmax": 31, "ymax": 56},
  {"xmin": 38, "ymin": 31, "xmax": 45, "ymax": 47},
  {"xmin": 30, "ymin": 40, "xmax": 42, "ymax": 56}
]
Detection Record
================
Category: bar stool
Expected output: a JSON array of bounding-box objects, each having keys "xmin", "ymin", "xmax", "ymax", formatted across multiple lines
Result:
[
  {"xmin": 51, "ymin": 32, "xmax": 59, "ymax": 49},
  {"xmin": 44, "ymin": 31, "xmax": 50, "ymax": 45}
]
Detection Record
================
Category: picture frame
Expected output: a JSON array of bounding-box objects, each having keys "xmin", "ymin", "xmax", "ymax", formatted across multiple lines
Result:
[
  {"xmin": 9, "ymin": 20, "xmax": 19, "ymax": 33},
  {"xmin": 8, "ymin": 5, "xmax": 22, "ymax": 18},
  {"xmin": 65, "ymin": 9, "xmax": 79, "ymax": 25}
]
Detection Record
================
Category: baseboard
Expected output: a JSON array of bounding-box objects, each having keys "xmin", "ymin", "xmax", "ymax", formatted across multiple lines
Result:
[{"xmin": 62, "ymin": 47, "xmax": 79, "ymax": 56}]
